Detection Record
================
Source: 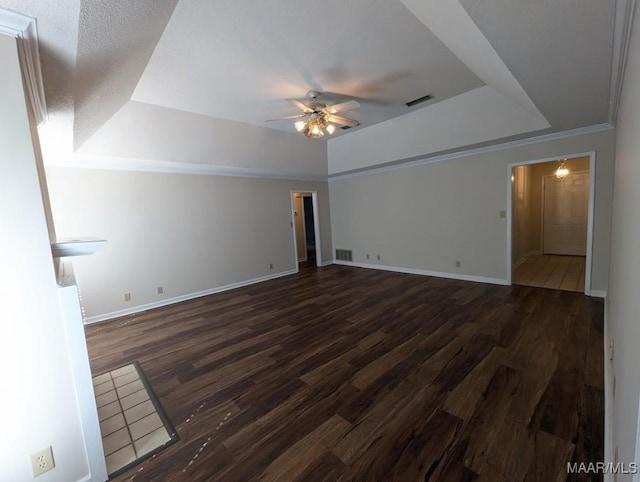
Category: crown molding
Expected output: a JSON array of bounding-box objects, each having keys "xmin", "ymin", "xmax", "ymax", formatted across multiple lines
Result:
[
  {"xmin": 328, "ymin": 123, "xmax": 614, "ymax": 181},
  {"xmin": 0, "ymin": 8, "xmax": 47, "ymax": 124},
  {"xmin": 46, "ymin": 123, "xmax": 613, "ymax": 184},
  {"xmin": 608, "ymin": 0, "xmax": 637, "ymax": 125},
  {"xmin": 45, "ymin": 155, "xmax": 328, "ymax": 182}
]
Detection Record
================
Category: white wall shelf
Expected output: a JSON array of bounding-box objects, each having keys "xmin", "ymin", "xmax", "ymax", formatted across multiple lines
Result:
[{"xmin": 51, "ymin": 238, "xmax": 107, "ymax": 257}]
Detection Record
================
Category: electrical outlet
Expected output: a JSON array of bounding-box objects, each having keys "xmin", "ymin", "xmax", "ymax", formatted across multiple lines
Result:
[
  {"xmin": 376, "ymin": 255, "xmax": 381, "ymax": 260},
  {"xmin": 157, "ymin": 286, "xmax": 163, "ymax": 294},
  {"xmin": 30, "ymin": 446, "xmax": 55, "ymax": 477},
  {"xmin": 456, "ymin": 260, "xmax": 461, "ymax": 268},
  {"xmin": 366, "ymin": 254, "xmax": 370, "ymax": 260},
  {"xmin": 124, "ymin": 292, "xmax": 131, "ymax": 301},
  {"xmin": 499, "ymin": 210, "xmax": 506, "ymax": 219},
  {"xmin": 269, "ymin": 263, "xmax": 274, "ymax": 269}
]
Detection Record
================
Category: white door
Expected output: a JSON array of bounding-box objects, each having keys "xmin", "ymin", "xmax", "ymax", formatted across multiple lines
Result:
[{"xmin": 543, "ymin": 172, "xmax": 589, "ymax": 255}]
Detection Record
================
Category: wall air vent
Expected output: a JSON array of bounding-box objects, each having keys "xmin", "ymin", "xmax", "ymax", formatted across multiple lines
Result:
[
  {"xmin": 405, "ymin": 94, "xmax": 433, "ymax": 107},
  {"xmin": 335, "ymin": 249, "xmax": 353, "ymax": 262}
]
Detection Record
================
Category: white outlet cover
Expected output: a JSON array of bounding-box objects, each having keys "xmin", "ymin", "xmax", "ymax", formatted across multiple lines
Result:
[{"xmin": 30, "ymin": 446, "xmax": 55, "ymax": 477}]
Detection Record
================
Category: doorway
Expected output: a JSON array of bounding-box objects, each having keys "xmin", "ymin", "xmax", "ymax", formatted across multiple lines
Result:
[
  {"xmin": 542, "ymin": 172, "xmax": 589, "ymax": 256},
  {"xmin": 507, "ymin": 153, "xmax": 594, "ymax": 294},
  {"xmin": 291, "ymin": 191, "xmax": 322, "ymax": 269}
]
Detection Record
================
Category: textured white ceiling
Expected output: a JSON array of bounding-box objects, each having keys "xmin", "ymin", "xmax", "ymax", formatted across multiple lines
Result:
[
  {"xmin": 73, "ymin": 0, "xmax": 178, "ymax": 150},
  {"xmin": 0, "ymin": 0, "xmax": 617, "ymax": 174},
  {"xmin": 459, "ymin": 0, "xmax": 613, "ymax": 130},
  {"xmin": 0, "ymin": 0, "xmax": 80, "ymax": 156},
  {"xmin": 132, "ymin": 0, "xmax": 483, "ymax": 133}
]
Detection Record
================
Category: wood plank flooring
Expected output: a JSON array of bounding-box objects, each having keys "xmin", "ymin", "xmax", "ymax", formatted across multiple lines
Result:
[
  {"xmin": 513, "ymin": 254, "xmax": 586, "ymax": 293},
  {"xmin": 85, "ymin": 264, "xmax": 604, "ymax": 481}
]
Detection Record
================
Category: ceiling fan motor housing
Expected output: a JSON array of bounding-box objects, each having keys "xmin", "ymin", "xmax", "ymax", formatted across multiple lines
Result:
[{"xmin": 308, "ymin": 102, "xmax": 326, "ymax": 111}]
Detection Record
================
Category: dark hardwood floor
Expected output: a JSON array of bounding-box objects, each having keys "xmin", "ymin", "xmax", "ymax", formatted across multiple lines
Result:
[{"xmin": 85, "ymin": 264, "xmax": 604, "ymax": 481}]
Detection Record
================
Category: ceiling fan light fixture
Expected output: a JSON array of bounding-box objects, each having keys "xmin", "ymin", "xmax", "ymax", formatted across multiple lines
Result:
[
  {"xmin": 309, "ymin": 122, "xmax": 324, "ymax": 138},
  {"xmin": 295, "ymin": 114, "xmax": 337, "ymax": 138},
  {"xmin": 555, "ymin": 159, "xmax": 569, "ymax": 178},
  {"xmin": 265, "ymin": 92, "xmax": 360, "ymax": 138}
]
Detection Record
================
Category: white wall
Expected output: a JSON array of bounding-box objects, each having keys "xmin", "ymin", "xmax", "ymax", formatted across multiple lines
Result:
[
  {"xmin": 606, "ymin": 3, "xmax": 640, "ymax": 477},
  {"xmin": 327, "ymin": 85, "xmax": 550, "ymax": 175},
  {"xmin": 329, "ymin": 128, "xmax": 614, "ymax": 291},
  {"xmin": 0, "ymin": 34, "xmax": 89, "ymax": 482},
  {"xmin": 45, "ymin": 167, "xmax": 332, "ymax": 321},
  {"xmin": 74, "ymin": 101, "xmax": 328, "ymax": 178}
]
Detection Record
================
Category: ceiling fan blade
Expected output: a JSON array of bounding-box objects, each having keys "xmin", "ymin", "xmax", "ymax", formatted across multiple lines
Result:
[
  {"xmin": 289, "ymin": 99, "xmax": 314, "ymax": 113},
  {"xmin": 326, "ymin": 100, "xmax": 360, "ymax": 114},
  {"xmin": 327, "ymin": 114, "xmax": 359, "ymax": 128},
  {"xmin": 265, "ymin": 113, "xmax": 310, "ymax": 122}
]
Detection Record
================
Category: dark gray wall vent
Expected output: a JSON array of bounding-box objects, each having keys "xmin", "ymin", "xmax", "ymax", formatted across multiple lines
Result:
[{"xmin": 335, "ymin": 249, "xmax": 353, "ymax": 261}]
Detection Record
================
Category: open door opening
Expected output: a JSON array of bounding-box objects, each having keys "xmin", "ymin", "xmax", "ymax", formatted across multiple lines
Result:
[
  {"xmin": 508, "ymin": 154, "xmax": 594, "ymax": 294},
  {"xmin": 302, "ymin": 196, "xmax": 316, "ymax": 263},
  {"xmin": 291, "ymin": 191, "xmax": 322, "ymax": 270}
]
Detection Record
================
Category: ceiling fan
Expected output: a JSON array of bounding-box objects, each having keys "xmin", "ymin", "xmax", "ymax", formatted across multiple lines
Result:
[{"xmin": 266, "ymin": 91, "xmax": 360, "ymax": 138}]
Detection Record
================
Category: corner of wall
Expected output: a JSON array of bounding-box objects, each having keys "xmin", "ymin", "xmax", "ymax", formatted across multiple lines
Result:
[{"xmin": 603, "ymin": 296, "xmax": 614, "ymax": 471}]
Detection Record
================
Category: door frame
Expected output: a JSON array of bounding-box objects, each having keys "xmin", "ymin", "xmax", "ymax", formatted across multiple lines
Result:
[
  {"xmin": 506, "ymin": 151, "xmax": 596, "ymax": 295},
  {"xmin": 292, "ymin": 193, "xmax": 308, "ymax": 262},
  {"xmin": 290, "ymin": 190, "xmax": 322, "ymax": 271}
]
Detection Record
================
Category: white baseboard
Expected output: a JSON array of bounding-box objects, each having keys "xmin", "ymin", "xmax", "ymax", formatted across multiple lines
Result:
[
  {"xmin": 84, "ymin": 269, "xmax": 298, "ymax": 324},
  {"xmin": 589, "ymin": 290, "xmax": 607, "ymax": 298},
  {"xmin": 332, "ymin": 260, "xmax": 508, "ymax": 285}
]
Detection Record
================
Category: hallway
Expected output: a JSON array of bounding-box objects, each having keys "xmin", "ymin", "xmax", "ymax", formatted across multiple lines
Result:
[{"xmin": 513, "ymin": 254, "xmax": 585, "ymax": 293}]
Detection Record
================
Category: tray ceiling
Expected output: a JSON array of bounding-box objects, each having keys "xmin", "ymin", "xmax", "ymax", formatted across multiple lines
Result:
[{"xmin": 0, "ymin": 0, "xmax": 617, "ymax": 176}]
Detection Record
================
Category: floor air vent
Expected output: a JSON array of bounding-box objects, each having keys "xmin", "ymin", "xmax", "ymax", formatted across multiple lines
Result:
[{"xmin": 335, "ymin": 249, "xmax": 353, "ymax": 261}]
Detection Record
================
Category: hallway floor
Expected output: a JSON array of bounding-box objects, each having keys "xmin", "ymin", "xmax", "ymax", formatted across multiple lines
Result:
[{"xmin": 513, "ymin": 254, "xmax": 585, "ymax": 293}]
